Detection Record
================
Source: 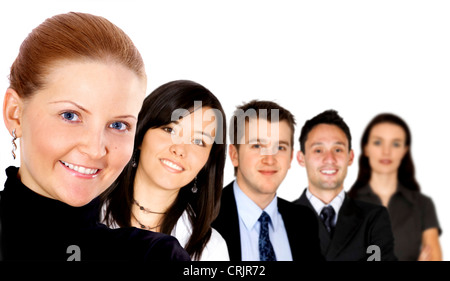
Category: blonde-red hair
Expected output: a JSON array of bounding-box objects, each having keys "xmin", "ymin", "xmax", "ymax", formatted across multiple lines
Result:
[{"xmin": 9, "ymin": 12, "xmax": 146, "ymax": 99}]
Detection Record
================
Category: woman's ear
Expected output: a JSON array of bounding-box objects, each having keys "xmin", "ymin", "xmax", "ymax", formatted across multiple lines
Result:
[{"xmin": 3, "ymin": 88, "xmax": 23, "ymax": 138}]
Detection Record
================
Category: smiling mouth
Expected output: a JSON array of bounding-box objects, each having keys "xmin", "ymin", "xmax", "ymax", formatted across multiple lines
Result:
[
  {"xmin": 258, "ymin": 170, "xmax": 277, "ymax": 175},
  {"xmin": 320, "ymin": 169, "xmax": 338, "ymax": 175},
  {"xmin": 60, "ymin": 160, "xmax": 99, "ymax": 175},
  {"xmin": 160, "ymin": 159, "xmax": 185, "ymax": 172}
]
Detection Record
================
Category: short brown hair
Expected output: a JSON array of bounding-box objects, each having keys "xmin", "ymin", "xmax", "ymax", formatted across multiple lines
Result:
[{"xmin": 229, "ymin": 100, "xmax": 296, "ymax": 174}]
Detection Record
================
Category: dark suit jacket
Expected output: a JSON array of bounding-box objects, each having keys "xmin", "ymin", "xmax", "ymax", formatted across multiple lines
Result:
[
  {"xmin": 293, "ymin": 188, "xmax": 397, "ymax": 261},
  {"xmin": 212, "ymin": 181, "xmax": 324, "ymax": 261}
]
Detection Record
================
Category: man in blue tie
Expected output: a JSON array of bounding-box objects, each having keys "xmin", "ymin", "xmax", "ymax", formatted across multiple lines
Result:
[
  {"xmin": 212, "ymin": 100, "xmax": 323, "ymax": 261},
  {"xmin": 293, "ymin": 109, "xmax": 397, "ymax": 261}
]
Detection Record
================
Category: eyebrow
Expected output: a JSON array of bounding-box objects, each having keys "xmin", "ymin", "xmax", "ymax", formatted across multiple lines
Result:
[
  {"xmin": 310, "ymin": 141, "xmax": 346, "ymax": 147},
  {"xmin": 370, "ymin": 135, "xmax": 404, "ymax": 142},
  {"xmin": 248, "ymin": 138, "xmax": 266, "ymax": 144},
  {"xmin": 49, "ymin": 100, "xmax": 136, "ymax": 120},
  {"xmin": 247, "ymin": 138, "xmax": 290, "ymax": 146},
  {"xmin": 49, "ymin": 100, "xmax": 90, "ymax": 114},
  {"xmin": 195, "ymin": 130, "xmax": 213, "ymax": 141}
]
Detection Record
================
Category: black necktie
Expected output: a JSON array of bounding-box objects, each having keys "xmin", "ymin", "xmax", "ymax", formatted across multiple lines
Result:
[
  {"xmin": 320, "ymin": 205, "xmax": 335, "ymax": 233},
  {"xmin": 258, "ymin": 211, "xmax": 276, "ymax": 261}
]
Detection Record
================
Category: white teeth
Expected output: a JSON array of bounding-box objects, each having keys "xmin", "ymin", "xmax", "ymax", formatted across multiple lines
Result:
[
  {"xmin": 61, "ymin": 161, "xmax": 98, "ymax": 175},
  {"xmin": 322, "ymin": 170, "xmax": 337, "ymax": 175},
  {"xmin": 161, "ymin": 159, "xmax": 183, "ymax": 171}
]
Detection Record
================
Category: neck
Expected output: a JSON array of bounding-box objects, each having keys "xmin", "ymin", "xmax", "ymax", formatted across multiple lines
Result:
[
  {"xmin": 369, "ymin": 171, "xmax": 398, "ymax": 197},
  {"xmin": 308, "ymin": 185, "xmax": 343, "ymax": 205},
  {"xmin": 235, "ymin": 178, "xmax": 276, "ymax": 210},
  {"xmin": 131, "ymin": 170, "xmax": 180, "ymax": 231}
]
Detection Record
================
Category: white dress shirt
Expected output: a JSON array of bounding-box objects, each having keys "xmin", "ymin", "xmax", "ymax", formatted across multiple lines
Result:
[
  {"xmin": 305, "ymin": 187, "xmax": 346, "ymax": 226},
  {"xmin": 233, "ymin": 181, "xmax": 293, "ymax": 261}
]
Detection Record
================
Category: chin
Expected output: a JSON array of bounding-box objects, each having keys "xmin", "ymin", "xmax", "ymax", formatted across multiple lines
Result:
[
  {"xmin": 58, "ymin": 187, "xmax": 101, "ymax": 207},
  {"xmin": 65, "ymin": 197, "xmax": 97, "ymax": 207}
]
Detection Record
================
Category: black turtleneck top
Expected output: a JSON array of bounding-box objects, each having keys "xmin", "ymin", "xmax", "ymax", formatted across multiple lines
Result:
[{"xmin": 0, "ymin": 166, "xmax": 190, "ymax": 261}]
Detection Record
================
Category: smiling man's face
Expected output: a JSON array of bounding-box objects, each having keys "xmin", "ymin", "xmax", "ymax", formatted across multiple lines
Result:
[
  {"xmin": 230, "ymin": 118, "xmax": 293, "ymax": 207},
  {"xmin": 297, "ymin": 124, "xmax": 354, "ymax": 194}
]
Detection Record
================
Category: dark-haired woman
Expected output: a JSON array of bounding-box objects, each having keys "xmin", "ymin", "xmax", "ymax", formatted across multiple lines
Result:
[
  {"xmin": 348, "ymin": 113, "xmax": 442, "ymax": 261},
  {"xmin": 102, "ymin": 80, "xmax": 229, "ymax": 261}
]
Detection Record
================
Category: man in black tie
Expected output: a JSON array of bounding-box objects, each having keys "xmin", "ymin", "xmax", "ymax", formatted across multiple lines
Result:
[
  {"xmin": 293, "ymin": 110, "xmax": 397, "ymax": 261},
  {"xmin": 212, "ymin": 100, "xmax": 323, "ymax": 261}
]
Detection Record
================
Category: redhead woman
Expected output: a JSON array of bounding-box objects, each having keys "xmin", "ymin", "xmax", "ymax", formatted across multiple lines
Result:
[
  {"xmin": 1, "ymin": 12, "xmax": 189, "ymax": 261},
  {"xmin": 348, "ymin": 113, "xmax": 442, "ymax": 261},
  {"xmin": 102, "ymin": 80, "xmax": 229, "ymax": 261}
]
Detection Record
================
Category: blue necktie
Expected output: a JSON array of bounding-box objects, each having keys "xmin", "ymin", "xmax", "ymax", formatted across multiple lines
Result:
[
  {"xmin": 320, "ymin": 205, "xmax": 335, "ymax": 233},
  {"xmin": 258, "ymin": 211, "xmax": 276, "ymax": 261}
]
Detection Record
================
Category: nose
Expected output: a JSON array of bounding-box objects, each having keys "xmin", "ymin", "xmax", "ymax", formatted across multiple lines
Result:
[
  {"xmin": 323, "ymin": 150, "xmax": 337, "ymax": 164},
  {"xmin": 78, "ymin": 129, "xmax": 107, "ymax": 159},
  {"xmin": 170, "ymin": 143, "xmax": 186, "ymax": 158},
  {"xmin": 382, "ymin": 144, "xmax": 391, "ymax": 155},
  {"xmin": 261, "ymin": 154, "xmax": 276, "ymax": 165}
]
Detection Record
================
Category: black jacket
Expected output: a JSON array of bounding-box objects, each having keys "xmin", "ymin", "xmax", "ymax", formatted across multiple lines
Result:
[
  {"xmin": 212, "ymin": 181, "xmax": 324, "ymax": 261},
  {"xmin": 293, "ymin": 188, "xmax": 397, "ymax": 261}
]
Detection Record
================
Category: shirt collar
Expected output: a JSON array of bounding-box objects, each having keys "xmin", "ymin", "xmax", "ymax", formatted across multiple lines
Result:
[
  {"xmin": 306, "ymin": 187, "xmax": 345, "ymax": 217},
  {"xmin": 233, "ymin": 181, "xmax": 279, "ymax": 231},
  {"xmin": 361, "ymin": 183, "xmax": 415, "ymax": 205},
  {"xmin": 395, "ymin": 184, "xmax": 416, "ymax": 204}
]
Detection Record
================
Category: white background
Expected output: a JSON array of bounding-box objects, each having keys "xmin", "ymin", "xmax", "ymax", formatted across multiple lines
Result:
[{"xmin": 1, "ymin": 0, "xmax": 449, "ymax": 260}]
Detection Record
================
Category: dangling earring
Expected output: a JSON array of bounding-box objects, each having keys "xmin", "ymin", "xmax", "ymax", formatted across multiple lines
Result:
[
  {"xmin": 11, "ymin": 129, "xmax": 17, "ymax": 160},
  {"xmin": 131, "ymin": 149, "xmax": 138, "ymax": 168},
  {"xmin": 191, "ymin": 176, "xmax": 198, "ymax": 193}
]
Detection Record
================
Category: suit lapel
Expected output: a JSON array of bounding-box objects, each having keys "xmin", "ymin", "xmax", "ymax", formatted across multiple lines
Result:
[
  {"xmin": 295, "ymin": 190, "xmax": 332, "ymax": 255},
  {"xmin": 214, "ymin": 181, "xmax": 242, "ymax": 261},
  {"xmin": 326, "ymin": 196, "xmax": 363, "ymax": 259}
]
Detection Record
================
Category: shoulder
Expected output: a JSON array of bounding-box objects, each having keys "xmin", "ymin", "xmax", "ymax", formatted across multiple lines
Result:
[
  {"xmin": 291, "ymin": 188, "xmax": 308, "ymax": 205},
  {"xmin": 215, "ymin": 182, "xmax": 238, "ymax": 218},
  {"xmin": 115, "ymin": 227, "xmax": 191, "ymax": 261},
  {"xmin": 199, "ymin": 228, "xmax": 230, "ymax": 261},
  {"xmin": 278, "ymin": 197, "xmax": 317, "ymax": 222},
  {"xmin": 410, "ymin": 190, "xmax": 436, "ymax": 208},
  {"xmin": 220, "ymin": 182, "xmax": 235, "ymax": 199},
  {"xmin": 344, "ymin": 196, "xmax": 389, "ymax": 219},
  {"xmin": 147, "ymin": 232, "xmax": 191, "ymax": 261}
]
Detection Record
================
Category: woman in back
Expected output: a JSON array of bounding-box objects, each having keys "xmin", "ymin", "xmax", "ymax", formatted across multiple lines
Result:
[{"xmin": 348, "ymin": 113, "xmax": 442, "ymax": 261}]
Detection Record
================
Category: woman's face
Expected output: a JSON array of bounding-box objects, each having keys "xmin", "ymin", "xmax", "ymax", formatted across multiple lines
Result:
[
  {"xmin": 136, "ymin": 106, "xmax": 217, "ymax": 192},
  {"xmin": 16, "ymin": 61, "xmax": 146, "ymax": 207},
  {"xmin": 364, "ymin": 122, "xmax": 408, "ymax": 176}
]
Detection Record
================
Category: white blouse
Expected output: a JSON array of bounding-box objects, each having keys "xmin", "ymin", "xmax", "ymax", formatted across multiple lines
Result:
[
  {"xmin": 101, "ymin": 205, "xmax": 229, "ymax": 261},
  {"xmin": 172, "ymin": 210, "xmax": 229, "ymax": 261}
]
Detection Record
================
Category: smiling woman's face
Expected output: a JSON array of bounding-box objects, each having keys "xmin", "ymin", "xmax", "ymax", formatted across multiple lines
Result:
[
  {"xmin": 14, "ymin": 60, "xmax": 146, "ymax": 207},
  {"xmin": 135, "ymin": 106, "xmax": 217, "ymax": 192}
]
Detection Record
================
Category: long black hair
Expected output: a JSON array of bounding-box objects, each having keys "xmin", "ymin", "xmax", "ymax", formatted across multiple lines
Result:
[
  {"xmin": 102, "ymin": 80, "xmax": 226, "ymax": 260},
  {"xmin": 348, "ymin": 113, "xmax": 420, "ymax": 198}
]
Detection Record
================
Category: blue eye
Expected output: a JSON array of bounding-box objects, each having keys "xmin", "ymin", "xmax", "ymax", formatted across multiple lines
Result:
[
  {"xmin": 61, "ymin": 112, "xmax": 80, "ymax": 122},
  {"xmin": 110, "ymin": 122, "xmax": 128, "ymax": 131}
]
